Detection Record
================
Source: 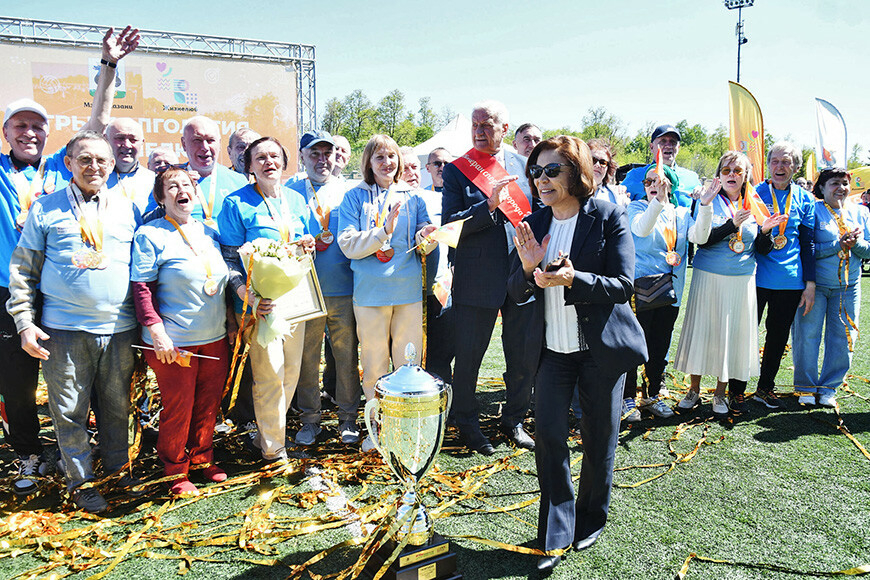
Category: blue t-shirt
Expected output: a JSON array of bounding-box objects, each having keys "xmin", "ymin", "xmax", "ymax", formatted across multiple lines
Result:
[
  {"xmin": 218, "ymin": 183, "xmax": 312, "ymax": 313},
  {"xmin": 131, "ymin": 218, "xmax": 229, "ymax": 346},
  {"xmin": 627, "ymin": 200, "xmax": 698, "ymax": 307},
  {"xmin": 288, "ymin": 178, "xmax": 353, "ymax": 297},
  {"xmin": 754, "ymin": 181, "xmax": 816, "ymax": 290},
  {"xmin": 18, "ymin": 185, "xmax": 140, "ymax": 334},
  {"xmin": 691, "ymin": 194, "xmax": 760, "ymax": 277},
  {"xmin": 624, "ymin": 163, "xmax": 701, "ymax": 207},
  {"xmin": 144, "ymin": 164, "xmax": 248, "ymax": 227},
  {"xmin": 0, "ymin": 148, "xmax": 70, "ymax": 286},
  {"xmin": 338, "ymin": 183, "xmax": 431, "ymax": 307},
  {"xmin": 813, "ymin": 201, "xmax": 870, "ymax": 288},
  {"xmin": 106, "ymin": 165, "xmax": 155, "ymax": 215}
]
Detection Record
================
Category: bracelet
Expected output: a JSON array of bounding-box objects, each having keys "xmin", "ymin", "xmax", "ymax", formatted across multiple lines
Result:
[{"xmin": 100, "ymin": 58, "xmax": 117, "ymax": 69}]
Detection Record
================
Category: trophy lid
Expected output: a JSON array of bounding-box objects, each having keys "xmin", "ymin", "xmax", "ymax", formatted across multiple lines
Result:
[{"xmin": 374, "ymin": 343, "xmax": 445, "ymax": 398}]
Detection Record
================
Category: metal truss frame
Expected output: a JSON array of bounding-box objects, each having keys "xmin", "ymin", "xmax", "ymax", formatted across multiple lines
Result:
[{"xmin": 0, "ymin": 16, "xmax": 317, "ymax": 132}]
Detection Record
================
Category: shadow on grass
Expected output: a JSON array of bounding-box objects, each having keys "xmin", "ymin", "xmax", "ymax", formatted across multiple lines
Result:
[{"xmin": 754, "ymin": 407, "xmax": 870, "ymax": 442}]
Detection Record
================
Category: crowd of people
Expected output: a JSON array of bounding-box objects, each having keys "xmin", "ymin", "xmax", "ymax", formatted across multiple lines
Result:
[{"xmin": 1, "ymin": 27, "xmax": 867, "ymax": 574}]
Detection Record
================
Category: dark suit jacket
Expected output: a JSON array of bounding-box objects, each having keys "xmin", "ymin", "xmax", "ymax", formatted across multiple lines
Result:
[
  {"xmin": 507, "ymin": 197, "xmax": 648, "ymax": 376},
  {"xmin": 441, "ymin": 150, "xmax": 543, "ymax": 309}
]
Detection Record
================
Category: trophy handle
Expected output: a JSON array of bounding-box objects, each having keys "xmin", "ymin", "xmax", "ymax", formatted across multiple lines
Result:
[{"xmin": 363, "ymin": 398, "xmax": 387, "ymax": 458}]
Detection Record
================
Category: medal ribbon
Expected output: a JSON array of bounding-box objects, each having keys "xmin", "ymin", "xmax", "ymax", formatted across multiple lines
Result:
[
  {"xmin": 68, "ymin": 183, "xmax": 104, "ymax": 252},
  {"xmin": 373, "ymin": 185, "xmax": 394, "ymax": 229},
  {"xmin": 165, "ymin": 216, "xmax": 215, "ymax": 282},
  {"xmin": 254, "ymin": 184, "xmax": 290, "ymax": 242},
  {"xmin": 825, "ymin": 203, "xmax": 859, "ymax": 351},
  {"xmin": 114, "ymin": 170, "xmax": 136, "ymax": 201},
  {"xmin": 308, "ymin": 180, "xmax": 332, "ymax": 234},
  {"xmin": 770, "ymin": 182, "xmax": 793, "ymax": 239},
  {"xmin": 16, "ymin": 158, "xmax": 46, "ymax": 217},
  {"xmin": 720, "ymin": 192, "xmax": 743, "ymax": 242},
  {"xmin": 196, "ymin": 171, "xmax": 217, "ymax": 223},
  {"xmin": 662, "ymin": 206, "xmax": 677, "ymax": 255}
]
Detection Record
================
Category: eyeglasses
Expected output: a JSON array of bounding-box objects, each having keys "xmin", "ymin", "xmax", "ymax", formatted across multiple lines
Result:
[
  {"xmin": 529, "ymin": 163, "xmax": 571, "ymax": 179},
  {"xmin": 427, "ymin": 160, "xmax": 448, "ymax": 167},
  {"xmin": 591, "ymin": 157, "xmax": 609, "ymax": 167},
  {"xmin": 75, "ymin": 155, "xmax": 112, "ymax": 169},
  {"xmin": 642, "ymin": 178, "xmax": 657, "ymax": 187},
  {"xmin": 719, "ymin": 166, "xmax": 744, "ymax": 176},
  {"xmin": 155, "ymin": 163, "xmax": 188, "ymax": 174}
]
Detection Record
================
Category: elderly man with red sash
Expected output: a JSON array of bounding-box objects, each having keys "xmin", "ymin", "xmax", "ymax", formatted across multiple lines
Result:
[{"xmin": 442, "ymin": 100, "xmax": 543, "ymax": 455}]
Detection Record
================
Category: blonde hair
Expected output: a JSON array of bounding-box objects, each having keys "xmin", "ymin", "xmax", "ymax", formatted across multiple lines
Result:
[{"xmin": 361, "ymin": 134, "xmax": 403, "ymax": 186}]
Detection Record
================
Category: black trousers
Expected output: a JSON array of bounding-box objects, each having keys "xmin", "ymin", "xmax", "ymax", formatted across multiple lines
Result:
[
  {"xmin": 451, "ymin": 296, "xmax": 537, "ymax": 429},
  {"xmin": 425, "ymin": 295, "xmax": 455, "ymax": 385},
  {"xmin": 535, "ymin": 349, "xmax": 623, "ymax": 550},
  {"xmin": 624, "ymin": 306, "xmax": 678, "ymax": 399},
  {"xmin": 0, "ymin": 286, "xmax": 42, "ymax": 456},
  {"xmin": 756, "ymin": 287, "xmax": 804, "ymax": 392}
]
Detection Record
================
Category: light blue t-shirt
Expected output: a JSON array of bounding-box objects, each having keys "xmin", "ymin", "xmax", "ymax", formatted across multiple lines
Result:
[
  {"xmin": 144, "ymin": 164, "xmax": 248, "ymax": 226},
  {"xmin": 624, "ymin": 163, "xmax": 701, "ymax": 207},
  {"xmin": 813, "ymin": 201, "xmax": 870, "ymax": 288},
  {"xmin": 288, "ymin": 178, "xmax": 353, "ymax": 297},
  {"xmin": 131, "ymin": 218, "xmax": 229, "ymax": 346},
  {"xmin": 18, "ymin": 185, "xmax": 140, "ymax": 334},
  {"xmin": 218, "ymin": 183, "xmax": 312, "ymax": 313},
  {"xmin": 754, "ymin": 181, "xmax": 816, "ymax": 290},
  {"xmin": 338, "ymin": 183, "xmax": 431, "ymax": 307},
  {"xmin": 106, "ymin": 165, "xmax": 155, "ymax": 215},
  {"xmin": 691, "ymin": 194, "xmax": 760, "ymax": 277},
  {"xmin": 0, "ymin": 148, "xmax": 70, "ymax": 286},
  {"xmin": 627, "ymin": 200, "xmax": 695, "ymax": 307}
]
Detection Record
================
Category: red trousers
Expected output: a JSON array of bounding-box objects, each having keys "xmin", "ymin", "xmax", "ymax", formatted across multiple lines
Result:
[{"xmin": 145, "ymin": 337, "xmax": 229, "ymax": 477}]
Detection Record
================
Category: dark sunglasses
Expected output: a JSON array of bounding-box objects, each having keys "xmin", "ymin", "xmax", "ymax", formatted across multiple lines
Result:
[
  {"xmin": 642, "ymin": 178, "xmax": 657, "ymax": 187},
  {"xmin": 427, "ymin": 160, "xmax": 448, "ymax": 167},
  {"xmin": 719, "ymin": 166, "xmax": 744, "ymax": 176},
  {"xmin": 529, "ymin": 163, "xmax": 571, "ymax": 179},
  {"xmin": 155, "ymin": 163, "xmax": 188, "ymax": 174},
  {"xmin": 591, "ymin": 157, "xmax": 609, "ymax": 167}
]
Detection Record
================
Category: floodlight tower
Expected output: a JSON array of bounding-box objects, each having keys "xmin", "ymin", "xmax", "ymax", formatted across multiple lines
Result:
[{"xmin": 724, "ymin": 0, "xmax": 754, "ymax": 82}]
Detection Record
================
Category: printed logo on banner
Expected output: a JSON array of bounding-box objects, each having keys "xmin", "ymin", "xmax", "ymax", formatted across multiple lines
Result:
[
  {"xmin": 88, "ymin": 58, "xmax": 126, "ymax": 98},
  {"xmin": 155, "ymin": 62, "xmax": 198, "ymax": 108}
]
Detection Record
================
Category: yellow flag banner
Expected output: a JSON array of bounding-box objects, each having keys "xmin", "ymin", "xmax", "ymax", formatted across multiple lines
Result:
[
  {"xmin": 849, "ymin": 166, "xmax": 870, "ymax": 197},
  {"xmin": 728, "ymin": 81, "xmax": 765, "ymax": 187},
  {"xmin": 807, "ymin": 151, "xmax": 819, "ymax": 184}
]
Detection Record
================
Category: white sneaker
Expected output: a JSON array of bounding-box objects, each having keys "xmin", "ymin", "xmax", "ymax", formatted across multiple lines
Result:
[
  {"xmin": 621, "ymin": 398, "xmax": 641, "ymax": 422},
  {"xmin": 339, "ymin": 421, "xmax": 360, "ymax": 444},
  {"xmin": 295, "ymin": 423, "xmax": 321, "ymax": 446},
  {"xmin": 677, "ymin": 390, "xmax": 701, "ymax": 411},
  {"xmin": 712, "ymin": 395, "xmax": 729, "ymax": 416},
  {"xmin": 642, "ymin": 396, "xmax": 675, "ymax": 418},
  {"xmin": 797, "ymin": 394, "xmax": 816, "ymax": 406},
  {"xmin": 361, "ymin": 434, "xmax": 377, "ymax": 453},
  {"xmin": 818, "ymin": 391, "xmax": 837, "ymax": 408}
]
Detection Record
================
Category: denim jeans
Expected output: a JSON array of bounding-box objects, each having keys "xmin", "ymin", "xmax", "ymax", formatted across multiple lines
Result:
[
  {"xmin": 42, "ymin": 327, "xmax": 136, "ymax": 490},
  {"xmin": 792, "ymin": 283, "xmax": 859, "ymax": 393}
]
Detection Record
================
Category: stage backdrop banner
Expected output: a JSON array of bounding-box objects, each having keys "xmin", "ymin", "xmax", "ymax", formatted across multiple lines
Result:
[
  {"xmin": 728, "ymin": 81, "xmax": 764, "ymax": 187},
  {"xmin": 0, "ymin": 43, "xmax": 298, "ymax": 171}
]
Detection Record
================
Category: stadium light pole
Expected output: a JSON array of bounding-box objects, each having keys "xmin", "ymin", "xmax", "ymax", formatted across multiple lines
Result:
[{"xmin": 724, "ymin": 0, "xmax": 754, "ymax": 83}]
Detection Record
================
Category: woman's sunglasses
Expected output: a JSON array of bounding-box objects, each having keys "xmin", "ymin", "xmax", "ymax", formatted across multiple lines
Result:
[
  {"xmin": 529, "ymin": 163, "xmax": 571, "ymax": 179},
  {"xmin": 719, "ymin": 166, "xmax": 744, "ymax": 176}
]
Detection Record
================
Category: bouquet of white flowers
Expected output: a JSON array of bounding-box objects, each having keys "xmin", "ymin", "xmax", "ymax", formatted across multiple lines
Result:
[{"xmin": 238, "ymin": 239, "xmax": 313, "ymax": 345}]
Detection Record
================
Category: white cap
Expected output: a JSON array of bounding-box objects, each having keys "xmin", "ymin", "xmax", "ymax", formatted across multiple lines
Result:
[{"xmin": 3, "ymin": 98, "xmax": 49, "ymax": 127}]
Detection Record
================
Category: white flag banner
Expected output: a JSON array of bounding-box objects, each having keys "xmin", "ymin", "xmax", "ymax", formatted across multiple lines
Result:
[{"xmin": 815, "ymin": 98, "xmax": 847, "ymax": 170}]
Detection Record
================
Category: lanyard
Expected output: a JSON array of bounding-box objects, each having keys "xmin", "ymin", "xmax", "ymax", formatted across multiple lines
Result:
[
  {"xmin": 307, "ymin": 179, "xmax": 331, "ymax": 232},
  {"xmin": 114, "ymin": 169, "xmax": 138, "ymax": 201},
  {"xmin": 197, "ymin": 171, "xmax": 218, "ymax": 223},
  {"xmin": 165, "ymin": 216, "xmax": 214, "ymax": 281},
  {"xmin": 719, "ymin": 192, "xmax": 744, "ymax": 241},
  {"xmin": 254, "ymin": 183, "xmax": 290, "ymax": 242},
  {"xmin": 372, "ymin": 184, "xmax": 393, "ymax": 229},
  {"xmin": 769, "ymin": 182, "xmax": 793, "ymax": 238},
  {"xmin": 10, "ymin": 158, "xmax": 47, "ymax": 220},
  {"xmin": 66, "ymin": 183, "xmax": 104, "ymax": 251}
]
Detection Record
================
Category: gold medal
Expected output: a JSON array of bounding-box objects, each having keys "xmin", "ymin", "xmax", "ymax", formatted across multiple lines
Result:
[
  {"xmin": 665, "ymin": 251, "xmax": 681, "ymax": 267},
  {"xmin": 319, "ymin": 230, "xmax": 333, "ymax": 245},
  {"xmin": 203, "ymin": 277, "xmax": 219, "ymax": 296},
  {"xmin": 773, "ymin": 235, "xmax": 787, "ymax": 250},
  {"xmin": 729, "ymin": 237, "xmax": 745, "ymax": 253},
  {"xmin": 72, "ymin": 249, "xmax": 92, "ymax": 269},
  {"xmin": 90, "ymin": 250, "xmax": 108, "ymax": 270},
  {"xmin": 838, "ymin": 249, "xmax": 849, "ymax": 260},
  {"xmin": 376, "ymin": 246, "xmax": 394, "ymax": 263}
]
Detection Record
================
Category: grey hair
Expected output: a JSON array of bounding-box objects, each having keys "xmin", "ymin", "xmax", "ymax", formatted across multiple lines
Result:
[
  {"xmin": 766, "ymin": 140, "xmax": 803, "ymax": 170},
  {"xmin": 472, "ymin": 100, "xmax": 510, "ymax": 126}
]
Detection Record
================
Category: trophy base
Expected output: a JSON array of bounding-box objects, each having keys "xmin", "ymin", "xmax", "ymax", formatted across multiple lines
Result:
[{"xmin": 363, "ymin": 533, "xmax": 462, "ymax": 580}]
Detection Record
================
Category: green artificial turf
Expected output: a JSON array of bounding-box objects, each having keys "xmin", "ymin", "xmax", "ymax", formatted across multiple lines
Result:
[{"xmin": 1, "ymin": 270, "xmax": 869, "ymax": 580}]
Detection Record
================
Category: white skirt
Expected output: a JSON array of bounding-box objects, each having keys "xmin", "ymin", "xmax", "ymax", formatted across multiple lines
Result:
[{"xmin": 674, "ymin": 269, "xmax": 759, "ymax": 382}]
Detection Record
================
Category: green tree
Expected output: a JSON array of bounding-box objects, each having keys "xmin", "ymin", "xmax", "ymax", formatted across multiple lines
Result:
[
  {"xmin": 579, "ymin": 107, "xmax": 626, "ymax": 145},
  {"xmin": 321, "ymin": 97, "xmax": 345, "ymax": 135},
  {"xmin": 376, "ymin": 89, "xmax": 406, "ymax": 138},
  {"xmin": 418, "ymin": 97, "xmax": 437, "ymax": 129},
  {"xmin": 341, "ymin": 90, "xmax": 375, "ymax": 144}
]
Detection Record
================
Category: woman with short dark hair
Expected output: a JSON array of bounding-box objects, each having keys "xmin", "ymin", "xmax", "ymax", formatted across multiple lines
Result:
[
  {"xmin": 508, "ymin": 135, "xmax": 647, "ymax": 572},
  {"xmin": 792, "ymin": 168, "xmax": 870, "ymax": 407}
]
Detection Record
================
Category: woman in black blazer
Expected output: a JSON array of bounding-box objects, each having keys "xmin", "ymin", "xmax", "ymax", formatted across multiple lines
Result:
[{"xmin": 508, "ymin": 136, "xmax": 647, "ymax": 573}]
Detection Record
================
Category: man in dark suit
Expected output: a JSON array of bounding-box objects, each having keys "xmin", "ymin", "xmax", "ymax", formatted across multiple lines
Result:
[{"xmin": 441, "ymin": 100, "xmax": 543, "ymax": 454}]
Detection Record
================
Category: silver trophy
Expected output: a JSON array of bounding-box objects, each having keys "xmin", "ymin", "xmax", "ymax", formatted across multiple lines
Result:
[{"xmin": 365, "ymin": 343, "xmax": 452, "ymax": 546}]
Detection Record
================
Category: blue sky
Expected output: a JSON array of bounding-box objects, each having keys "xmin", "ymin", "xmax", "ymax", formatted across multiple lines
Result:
[{"xmin": 5, "ymin": 1, "xmax": 870, "ymax": 158}]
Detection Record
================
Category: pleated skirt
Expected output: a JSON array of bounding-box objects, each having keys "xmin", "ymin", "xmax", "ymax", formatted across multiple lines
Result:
[{"xmin": 674, "ymin": 269, "xmax": 760, "ymax": 382}]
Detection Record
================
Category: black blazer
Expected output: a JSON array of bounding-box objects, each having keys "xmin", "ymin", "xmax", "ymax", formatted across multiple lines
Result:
[
  {"xmin": 507, "ymin": 197, "xmax": 648, "ymax": 376},
  {"xmin": 441, "ymin": 152, "xmax": 543, "ymax": 309}
]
